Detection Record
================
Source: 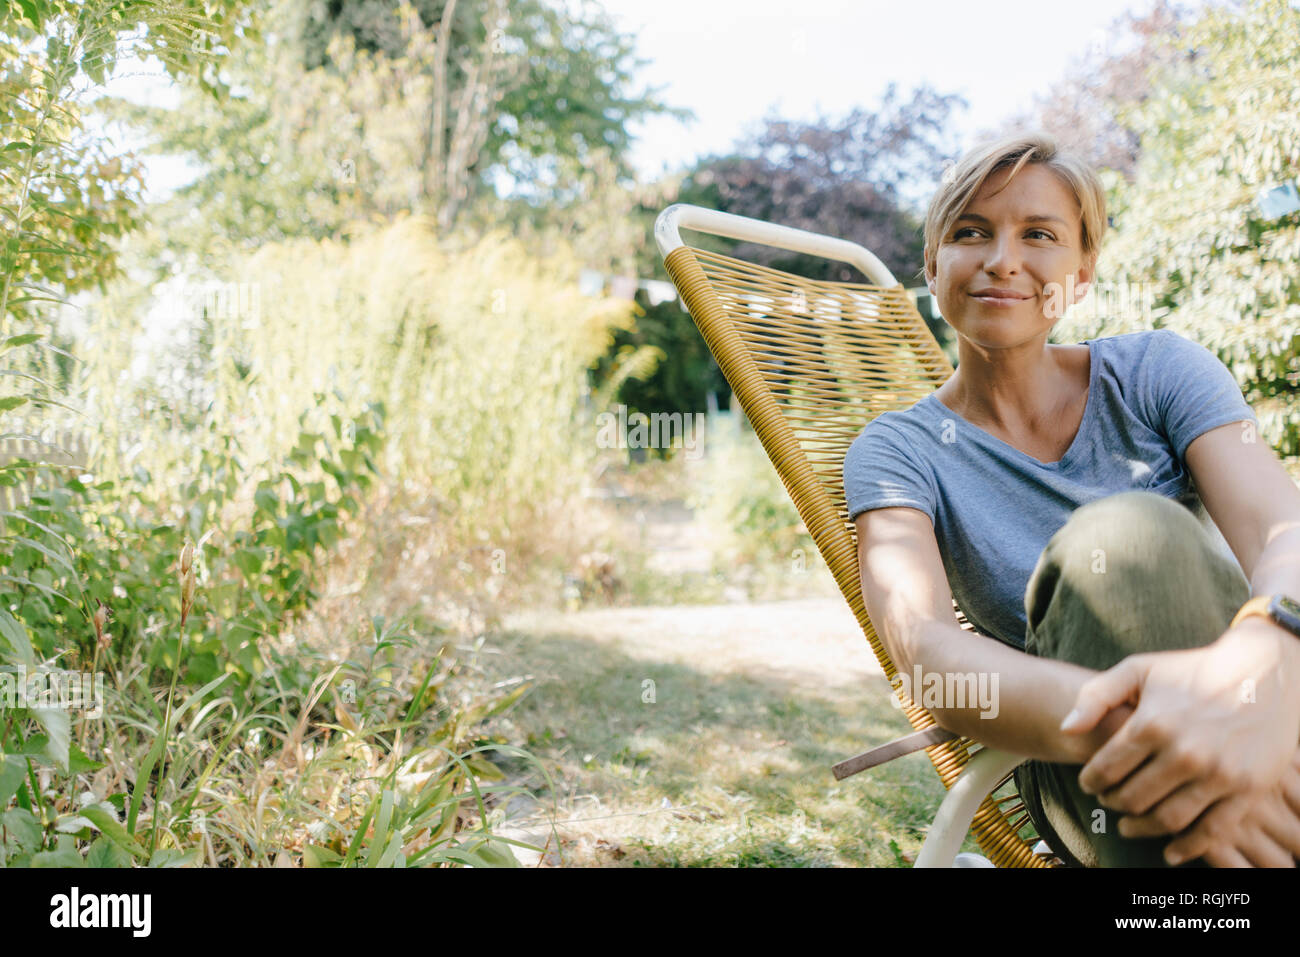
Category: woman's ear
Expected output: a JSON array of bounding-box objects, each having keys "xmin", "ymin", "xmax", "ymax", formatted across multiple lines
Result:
[{"xmin": 1073, "ymin": 256, "xmax": 1097, "ymax": 303}]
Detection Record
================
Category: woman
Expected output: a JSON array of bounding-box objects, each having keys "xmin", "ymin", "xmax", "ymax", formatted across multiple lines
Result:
[{"xmin": 842, "ymin": 131, "xmax": 1300, "ymax": 867}]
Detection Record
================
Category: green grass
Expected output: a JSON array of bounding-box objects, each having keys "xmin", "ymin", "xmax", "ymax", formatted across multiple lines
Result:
[{"xmin": 479, "ymin": 622, "xmax": 1016, "ymax": 867}]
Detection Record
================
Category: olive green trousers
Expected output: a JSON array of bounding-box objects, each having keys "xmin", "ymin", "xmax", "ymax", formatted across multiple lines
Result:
[{"xmin": 1011, "ymin": 489, "xmax": 1251, "ymax": 868}]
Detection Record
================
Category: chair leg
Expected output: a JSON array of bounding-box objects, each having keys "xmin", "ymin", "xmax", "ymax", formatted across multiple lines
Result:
[{"xmin": 914, "ymin": 748, "xmax": 1028, "ymax": 868}]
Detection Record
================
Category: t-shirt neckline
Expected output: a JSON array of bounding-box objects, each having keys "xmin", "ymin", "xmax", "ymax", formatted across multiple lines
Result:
[{"xmin": 924, "ymin": 339, "xmax": 1098, "ymax": 470}]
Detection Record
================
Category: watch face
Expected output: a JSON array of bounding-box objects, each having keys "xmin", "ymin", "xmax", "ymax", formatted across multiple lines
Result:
[{"xmin": 1270, "ymin": 595, "xmax": 1300, "ymax": 634}]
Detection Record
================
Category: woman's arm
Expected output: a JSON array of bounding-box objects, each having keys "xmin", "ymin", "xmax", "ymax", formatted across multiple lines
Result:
[
  {"xmin": 854, "ymin": 505, "xmax": 1130, "ymax": 764},
  {"xmin": 907, "ymin": 618, "xmax": 1134, "ymax": 763}
]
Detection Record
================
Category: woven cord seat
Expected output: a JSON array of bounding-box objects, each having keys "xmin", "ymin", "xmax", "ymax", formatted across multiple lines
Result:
[{"xmin": 655, "ymin": 204, "xmax": 1056, "ymax": 868}]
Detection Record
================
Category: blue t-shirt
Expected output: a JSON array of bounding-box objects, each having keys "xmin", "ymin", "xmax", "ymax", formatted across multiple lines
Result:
[{"xmin": 842, "ymin": 329, "xmax": 1257, "ymax": 649}]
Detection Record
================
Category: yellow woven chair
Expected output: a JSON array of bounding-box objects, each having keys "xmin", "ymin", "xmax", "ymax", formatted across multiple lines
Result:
[{"xmin": 655, "ymin": 204, "xmax": 1057, "ymax": 868}]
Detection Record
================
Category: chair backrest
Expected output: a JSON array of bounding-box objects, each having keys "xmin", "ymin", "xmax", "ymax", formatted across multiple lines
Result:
[
  {"xmin": 657, "ymin": 205, "xmax": 961, "ymax": 685},
  {"xmin": 657, "ymin": 206, "xmax": 1058, "ymax": 868}
]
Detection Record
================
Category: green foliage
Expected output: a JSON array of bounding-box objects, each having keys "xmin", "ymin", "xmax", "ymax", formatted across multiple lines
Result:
[
  {"xmin": 591, "ymin": 295, "xmax": 728, "ymax": 428},
  {"xmin": 0, "ymin": 0, "xmax": 254, "ymax": 318},
  {"xmin": 0, "ymin": 0, "xmax": 625, "ymax": 872},
  {"xmin": 0, "ymin": 397, "xmax": 382, "ymax": 691},
  {"xmin": 1057, "ymin": 0, "xmax": 1300, "ymax": 455},
  {"xmin": 107, "ymin": 0, "xmax": 688, "ymax": 265},
  {"xmin": 1, "ymin": 0, "xmax": 251, "ymax": 90},
  {"xmin": 299, "ymin": 0, "xmax": 690, "ymax": 203},
  {"xmin": 0, "ymin": 396, "xmax": 549, "ymax": 866},
  {"xmin": 297, "ymin": 627, "xmax": 550, "ymax": 868},
  {"xmin": 0, "ymin": 5, "xmax": 254, "ymax": 840}
]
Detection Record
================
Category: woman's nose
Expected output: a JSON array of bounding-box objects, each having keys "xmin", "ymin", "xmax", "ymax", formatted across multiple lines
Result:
[{"xmin": 983, "ymin": 235, "xmax": 1022, "ymax": 275}]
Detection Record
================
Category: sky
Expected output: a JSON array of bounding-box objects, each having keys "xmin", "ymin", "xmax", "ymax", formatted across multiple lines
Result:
[{"xmin": 595, "ymin": 0, "xmax": 1181, "ymax": 193}]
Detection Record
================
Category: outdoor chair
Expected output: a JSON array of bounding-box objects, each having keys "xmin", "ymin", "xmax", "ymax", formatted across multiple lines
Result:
[{"xmin": 654, "ymin": 204, "xmax": 1057, "ymax": 868}]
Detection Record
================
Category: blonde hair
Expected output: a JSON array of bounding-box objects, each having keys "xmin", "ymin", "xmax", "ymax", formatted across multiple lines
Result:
[{"xmin": 922, "ymin": 131, "xmax": 1107, "ymax": 283}]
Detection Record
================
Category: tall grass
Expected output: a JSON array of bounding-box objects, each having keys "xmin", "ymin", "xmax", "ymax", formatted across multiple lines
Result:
[
  {"xmin": 685, "ymin": 423, "xmax": 819, "ymax": 579},
  {"xmin": 73, "ymin": 217, "xmax": 637, "ymax": 557}
]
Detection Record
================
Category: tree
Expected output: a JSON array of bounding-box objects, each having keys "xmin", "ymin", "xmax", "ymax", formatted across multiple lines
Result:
[
  {"xmin": 670, "ymin": 84, "xmax": 967, "ymax": 285},
  {"xmin": 301, "ymin": 0, "xmax": 686, "ymax": 199},
  {"xmin": 0, "ymin": 0, "xmax": 251, "ymax": 323},
  {"xmin": 982, "ymin": 0, "xmax": 1201, "ymax": 182},
  {"xmin": 585, "ymin": 87, "xmax": 967, "ymax": 425},
  {"xmin": 0, "ymin": 0, "xmax": 251, "ymax": 445},
  {"xmin": 110, "ymin": 0, "xmax": 688, "ymax": 263},
  {"xmin": 1055, "ymin": 0, "xmax": 1300, "ymax": 457}
]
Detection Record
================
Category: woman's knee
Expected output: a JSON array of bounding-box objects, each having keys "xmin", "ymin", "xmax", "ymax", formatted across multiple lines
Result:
[
  {"xmin": 1046, "ymin": 490, "xmax": 1204, "ymax": 570},
  {"xmin": 1024, "ymin": 490, "xmax": 1249, "ymax": 666}
]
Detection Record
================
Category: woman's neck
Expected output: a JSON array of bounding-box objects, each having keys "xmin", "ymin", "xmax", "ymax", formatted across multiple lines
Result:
[{"xmin": 938, "ymin": 338, "xmax": 1083, "ymax": 435}]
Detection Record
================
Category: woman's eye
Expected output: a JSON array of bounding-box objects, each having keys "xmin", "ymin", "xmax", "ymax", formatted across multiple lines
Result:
[{"xmin": 953, "ymin": 227, "xmax": 1054, "ymax": 240}]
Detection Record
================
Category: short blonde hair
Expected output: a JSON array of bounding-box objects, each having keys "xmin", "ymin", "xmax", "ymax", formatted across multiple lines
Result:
[{"xmin": 922, "ymin": 131, "xmax": 1107, "ymax": 283}]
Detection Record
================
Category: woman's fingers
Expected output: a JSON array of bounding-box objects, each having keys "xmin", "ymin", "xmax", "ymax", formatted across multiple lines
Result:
[
  {"xmin": 1078, "ymin": 716, "xmax": 1160, "ymax": 797},
  {"xmin": 1159, "ymin": 775, "xmax": 1300, "ymax": 867},
  {"xmin": 1236, "ymin": 828, "xmax": 1295, "ymax": 868},
  {"xmin": 1061, "ymin": 658, "xmax": 1143, "ymax": 735},
  {"xmin": 1254, "ymin": 780, "xmax": 1300, "ymax": 860},
  {"xmin": 1164, "ymin": 822, "xmax": 1213, "ymax": 865},
  {"xmin": 1281, "ymin": 764, "xmax": 1300, "ymax": 818},
  {"xmin": 1116, "ymin": 778, "xmax": 1228, "ymax": 838},
  {"xmin": 1100, "ymin": 749, "xmax": 1205, "ymax": 818},
  {"xmin": 1258, "ymin": 806, "xmax": 1300, "ymax": 863},
  {"xmin": 1202, "ymin": 844, "xmax": 1255, "ymax": 868}
]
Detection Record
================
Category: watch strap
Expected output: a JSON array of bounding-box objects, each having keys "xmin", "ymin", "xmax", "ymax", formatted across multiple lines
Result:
[
  {"xmin": 1230, "ymin": 595, "xmax": 1275, "ymax": 630},
  {"xmin": 1230, "ymin": 593, "xmax": 1300, "ymax": 639}
]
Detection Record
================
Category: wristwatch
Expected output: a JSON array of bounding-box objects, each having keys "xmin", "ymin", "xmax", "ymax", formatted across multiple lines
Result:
[{"xmin": 1230, "ymin": 593, "xmax": 1300, "ymax": 638}]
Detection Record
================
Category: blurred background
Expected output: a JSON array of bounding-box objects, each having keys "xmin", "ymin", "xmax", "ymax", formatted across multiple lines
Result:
[{"xmin": 1, "ymin": 0, "xmax": 1297, "ymax": 869}]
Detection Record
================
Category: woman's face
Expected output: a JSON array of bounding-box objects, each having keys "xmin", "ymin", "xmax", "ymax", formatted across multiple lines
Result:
[{"xmin": 927, "ymin": 163, "xmax": 1094, "ymax": 350}]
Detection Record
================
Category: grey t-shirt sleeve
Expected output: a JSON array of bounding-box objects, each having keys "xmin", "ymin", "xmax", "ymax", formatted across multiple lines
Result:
[
  {"xmin": 843, "ymin": 418, "xmax": 937, "ymax": 523},
  {"xmin": 1141, "ymin": 329, "xmax": 1258, "ymax": 460}
]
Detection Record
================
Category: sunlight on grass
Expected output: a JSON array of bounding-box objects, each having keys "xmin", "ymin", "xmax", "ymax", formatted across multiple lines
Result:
[{"xmin": 478, "ymin": 623, "xmax": 991, "ymax": 867}]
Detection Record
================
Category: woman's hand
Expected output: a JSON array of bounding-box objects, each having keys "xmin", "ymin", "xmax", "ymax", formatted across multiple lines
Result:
[
  {"xmin": 1057, "ymin": 617, "xmax": 1300, "ymax": 836},
  {"xmin": 1125, "ymin": 746, "xmax": 1300, "ymax": 867}
]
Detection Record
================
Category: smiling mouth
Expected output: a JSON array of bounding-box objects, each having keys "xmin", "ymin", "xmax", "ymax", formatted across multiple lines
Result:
[{"xmin": 971, "ymin": 293, "xmax": 1032, "ymax": 306}]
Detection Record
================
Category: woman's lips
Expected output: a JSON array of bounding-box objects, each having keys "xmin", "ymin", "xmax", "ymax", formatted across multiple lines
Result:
[{"xmin": 971, "ymin": 293, "xmax": 1031, "ymax": 307}]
